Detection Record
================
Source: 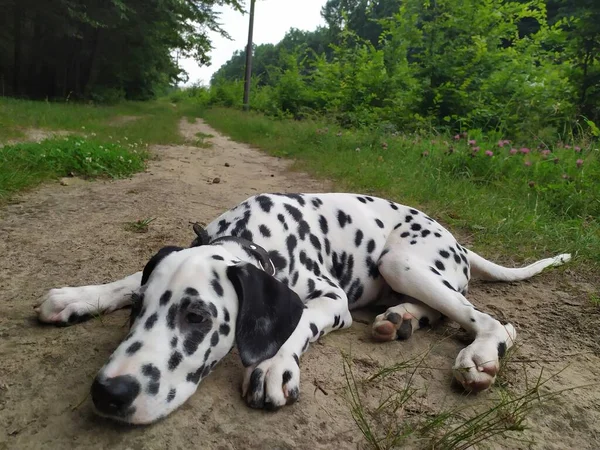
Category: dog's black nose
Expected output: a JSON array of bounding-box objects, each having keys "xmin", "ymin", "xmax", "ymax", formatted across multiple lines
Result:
[{"xmin": 91, "ymin": 375, "xmax": 140, "ymax": 415}]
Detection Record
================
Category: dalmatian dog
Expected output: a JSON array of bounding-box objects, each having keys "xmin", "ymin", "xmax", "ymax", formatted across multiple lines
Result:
[{"xmin": 35, "ymin": 193, "xmax": 570, "ymax": 424}]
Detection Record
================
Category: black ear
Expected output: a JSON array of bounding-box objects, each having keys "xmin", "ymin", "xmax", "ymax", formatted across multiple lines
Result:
[
  {"xmin": 141, "ymin": 246, "xmax": 185, "ymax": 286},
  {"xmin": 227, "ymin": 263, "xmax": 305, "ymax": 367}
]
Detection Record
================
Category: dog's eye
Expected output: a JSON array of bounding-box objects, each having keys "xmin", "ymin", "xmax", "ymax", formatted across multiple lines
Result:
[{"xmin": 186, "ymin": 312, "xmax": 206, "ymax": 324}]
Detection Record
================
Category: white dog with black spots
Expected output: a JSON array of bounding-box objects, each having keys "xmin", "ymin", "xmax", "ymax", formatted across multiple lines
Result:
[{"xmin": 36, "ymin": 193, "xmax": 570, "ymax": 424}]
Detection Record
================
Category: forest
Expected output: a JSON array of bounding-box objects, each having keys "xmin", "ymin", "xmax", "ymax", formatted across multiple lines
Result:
[
  {"xmin": 0, "ymin": 0, "xmax": 242, "ymax": 102},
  {"xmin": 206, "ymin": 0, "xmax": 600, "ymax": 138}
]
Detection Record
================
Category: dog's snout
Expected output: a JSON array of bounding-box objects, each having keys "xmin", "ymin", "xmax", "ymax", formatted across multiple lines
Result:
[{"xmin": 91, "ymin": 375, "xmax": 140, "ymax": 415}]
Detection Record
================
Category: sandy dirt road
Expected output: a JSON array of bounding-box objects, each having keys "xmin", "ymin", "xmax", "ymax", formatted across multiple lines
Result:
[{"xmin": 0, "ymin": 118, "xmax": 599, "ymax": 449}]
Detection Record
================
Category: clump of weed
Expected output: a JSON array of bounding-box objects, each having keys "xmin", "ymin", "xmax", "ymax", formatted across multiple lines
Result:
[
  {"xmin": 193, "ymin": 131, "xmax": 214, "ymax": 148},
  {"xmin": 124, "ymin": 217, "xmax": 156, "ymax": 233},
  {"xmin": 0, "ymin": 136, "xmax": 148, "ymax": 201},
  {"xmin": 342, "ymin": 343, "xmax": 588, "ymax": 450}
]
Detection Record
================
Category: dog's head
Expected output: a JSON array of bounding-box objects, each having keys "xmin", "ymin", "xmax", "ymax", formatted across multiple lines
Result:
[{"xmin": 90, "ymin": 241, "xmax": 304, "ymax": 424}]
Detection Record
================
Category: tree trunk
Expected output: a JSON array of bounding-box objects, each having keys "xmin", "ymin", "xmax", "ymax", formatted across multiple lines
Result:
[{"xmin": 12, "ymin": 3, "xmax": 23, "ymax": 95}]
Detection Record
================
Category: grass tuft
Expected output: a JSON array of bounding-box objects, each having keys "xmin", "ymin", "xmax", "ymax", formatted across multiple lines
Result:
[{"xmin": 124, "ymin": 217, "xmax": 156, "ymax": 233}]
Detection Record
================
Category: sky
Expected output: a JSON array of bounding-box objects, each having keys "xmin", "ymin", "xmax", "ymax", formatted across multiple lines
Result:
[{"xmin": 179, "ymin": 0, "xmax": 328, "ymax": 86}]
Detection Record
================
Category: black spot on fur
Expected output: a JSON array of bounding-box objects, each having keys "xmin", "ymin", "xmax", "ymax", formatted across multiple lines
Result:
[
  {"xmin": 277, "ymin": 213, "xmax": 289, "ymax": 231},
  {"xmin": 217, "ymin": 219, "xmax": 230, "ymax": 234},
  {"xmin": 463, "ymin": 267, "xmax": 469, "ymax": 278},
  {"xmin": 259, "ymin": 225, "xmax": 271, "ymax": 238},
  {"xmin": 443, "ymin": 280, "xmax": 456, "ymax": 291},
  {"xmin": 186, "ymin": 366, "xmax": 204, "ymax": 384},
  {"xmin": 208, "ymin": 302, "xmax": 218, "ymax": 318},
  {"xmin": 276, "ymin": 193, "xmax": 306, "ymax": 206},
  {"xmin": 439, "ymin": 250, "xmax": 450, "ymax": 259},
  {"xmin": 366, "ymin": 196, "xmax": 374, "ymax": 202},
  {"xmin": 409, "ymin": 209, "xmax": 419, "ymax": 215},
  {"xmin": 405, "ymin": 215, "xmax": 413, "ymax": 223},
  {"xmin": 355, "ymin": 229, "xmax": 364, "ymax": 247},
  {"xmin": 283, "ymin": 370, "xmax": 292, "ymax": 384},
  {"xmin": 292, "ymin": 271, "xmax": 300, "ymax": 286},
  {"xmin": 302, "ymin": 338, "xmax": 310, "ymax": 352},
  {"xmin": 332, "ymin": 315, "xmax": 340, "ymax": 328},
  {"xmin": 142, "ymin": 364, "xmax": 161, "ymax": 382},
  {"xmin": 401, "ymin": 231, "xmax": 410, "ymax": 238},
  {"xmin": 366, "ymin": 256, "xmax": 380, "ymax": 278},
  {"xmin": 435, "ymin": 260, "xmax": 445, "ymax": 271},
  {"xmin": 394, "ymin": 223, "xmax": 402, "ymax": 230},
  {"xmin": 434, "ymin": 232, "xmax": 442, "ymax": 238},
  {"xmin": 126, "ymin": 342, "xmax": 142, "ymax": 355},
  {"xmin": 379, "ymin": 248, "xmax": 390, "ymax": 259},
  {"xmin": 390, "ymin": 202, "xmax": 399, "ymax": 210},
  {"xmin": 147, "ymin": 382, "xmax": 160, "ymax": 395},
  {"xmin": 375, "ymin": 219, "xmax": 384, "ymax": 229},
  {"xmin": 324, "ymin": 292, "xmax": 339, "ymax": 299},
  {"xmin": 160, "ymin": 290, "xmax": 173, "ymax": 306},
  {"xmin": 145, "ymin": 313, "xmax": 158, "ymax": 330},
  {"xmin": 256, "ymin": 195, "xmax": 274, "ymax": 213},
  {"xmin": 470, "ymin": 317, "xmax": 476, "ymax": 323},
  {"xmin": 357, "ymin": 196, "xmax": 367, "ymax": 204},
  {"xmin": 183, "ymin": 330, "xmax": 205, "ymax": 355},
  {"xmin": 307, "ymin": 278, "xmax": 316, "ymax": 293},
  {"xmin": 293, "ymin": 353, "xmax": 300, "ymax": 366},
  {"xmin": 367, "ymin": 239, "xmax": 376, "ymax": 253},
  {"xmin": 498, "ymin": 342, "xmax": 507, "ymax": 358},
  {"xmin": 284, "ymin": 204, "xmax": 303, "ymax": 222},
  {"xmin": 171, "ymin": 336, "xmax": 178, "ymax": 348},
  {"xmin": 211, "ymin": 279, "xmax": 224, "ymax": 297},
  {"xmin": 309, "ymin": 234, "xmax": 322, "ymax": 251},
  {"xmin": 298, "ymin": 220, "xmax": 310, "ymax": 240},
  {"xmin": 210, "ymin": 331, "xmax": 219, "ymax": 347},
  {"xmin": 286, "ymin": 235, "xmax": 297, "ymax": 272},
  {"xmin": 308, "ymin": 289, "xmax": 323, "ymax": 300},
  {"xmin": 410, "ymin": 240, "xmax": 417, "ymax": 245},
  {"xmin": 211, "ymin": 255, "xmax": 224, "ymax": 261},
  {"xmin": 312, "ymin": 198, "xmax": 323, "ymax": 209},
  {"xmin": 319, "ymin": 215, "xmax": 328, "ymax": 234},
  {"xmin": 310, "ymin": 323, "xmax": 318, "ymax": 337},
  {"xmin": 421, "ymin": 229, "xmax": 431, "ymax": 237},
  {"xmin": 167, "ymin": 389, "xmax": 176, "ymax": 402},
  {"xmin": 219, "ymin": 323, "xmax": 230, "ymax": 336},
  {"xmin": 411, "ymin": 223, "xmax": 422, "ymax": 231},
  {"xmin": 168, "ymin": 351, "xmax": 183, "ymax": 371},
  {"xmin": 167, "ymin": 304, "xmax": 177, "ymax": 329},
  {"xmin": 324, "ymin": 238, "xmax": 331, "ymax": 255},
  {"xmin": 430, "ymin": 267, "xmax": 441, "ymax": 276},
  {"xmin": 454, "ymin": 254, "xmax": 462, "ymax": 264},
  {"xmin": 223, "ymin": 307, "xmax": 230, "ymax": 322},
  {"xmin": 268, "ymin": 250, "xmax": 287, "ymax": 271},
  {"xmin": 184, "ymin": 288, "xmax": 198, "ymax": 296},
  {"xmin": 337, "ymin": 210, "xmax": 352, "ymax": 228}
]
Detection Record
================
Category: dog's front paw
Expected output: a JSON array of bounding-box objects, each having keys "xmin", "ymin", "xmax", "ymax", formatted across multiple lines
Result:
[
  {"xmin": 452, "ymin": 324, "xmax": 516, "ymax": 392},
  {"xmin": 242, "ymin": 352, "xmax": 300, "ymax": 410},
  {"xmin": 34, "ymin": 287, "xmax": 103, "ymax": 326}
]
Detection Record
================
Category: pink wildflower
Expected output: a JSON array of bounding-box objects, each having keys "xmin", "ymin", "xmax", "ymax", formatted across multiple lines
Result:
[
  {"xmin": 574, "ymin": 146, "xmax": 581, "ymax": 152},
  {"xmin": 472, "ymin": 146, "xmax": 480, "ymax": 152},
  {"xmin": 468, "ymin": 139, "xmax": 477, "ymax": 146},
  {"xmin": 576, "ymin": 159, "xmax": 584, "ymax": 168},
  {"xmin": 509, "ymin": 148, "xmax": 518, "ymax": 155},
  {"xmin": 454, "ymin": 134, "xmax": 461, "ymax": 140},
  {"xmin": 565, "ymin": 145, "xmax": 571, "ymax": 149},
  {"xmin": 462, "ymin": 132, "xmax": 468, "ymax": 137},
  {"xmin": 524, "ymin": 160, "xmax": 532, "ymax": 167},
  {"xmin": 497, "ymin": 140, "xmax": 505, "ymax": 148},
  {"xmin": 520, "ymin": 147, "xmax": 530, "ymax": 154},
  {"xmin": 485, "ymin": 150, "xmax": 494, "ymax": 157}
]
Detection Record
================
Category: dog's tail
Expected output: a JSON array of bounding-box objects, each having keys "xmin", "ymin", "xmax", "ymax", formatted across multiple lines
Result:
[{"xmin": 466, "ymin": 249, "xmax": 571, "ymax": 282}]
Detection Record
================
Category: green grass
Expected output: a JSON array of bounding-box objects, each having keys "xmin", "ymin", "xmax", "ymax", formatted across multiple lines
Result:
[
  {"xmin": 124, "ymin": 217, "xmax": 156, "ymax": 233},
  {"xmin": 199, "ymin": 107, "xmax": 599, "ymax": 268},
  {"xmin": 0, "ymin": 97, "xmax": 204, "ymax": 201},
  {"xmin": 0, "ymin": 137, "xmax": 148, "ymax": 201},
  {"xmin": 342, "ymin": 346, "xmax": 589, "ymax": 450},
  {"xmin": 0, "ymin": 97, "xmax": 200, "ymax": 145}
]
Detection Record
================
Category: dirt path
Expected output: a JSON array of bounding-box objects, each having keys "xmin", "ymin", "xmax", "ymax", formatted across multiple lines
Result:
[{"xmin": 0, "ymin": 118, "xmax": 599, "ymax": 450}]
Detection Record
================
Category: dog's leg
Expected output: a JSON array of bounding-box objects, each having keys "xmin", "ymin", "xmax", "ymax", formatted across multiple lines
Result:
[
  {"xmin": 35, "ymin": 272, "xmax": 142, "ymax": 326},
  {"xmin": 372, "ymin": 301, "xmax": 442, "ymax": 341},
  {"xmin": 378, "ymin": 249, "xmax": 515, "ymax": 393},
  {"xmin": 242, "ymin": 282, "xmax": 352, "ymax": 410}
]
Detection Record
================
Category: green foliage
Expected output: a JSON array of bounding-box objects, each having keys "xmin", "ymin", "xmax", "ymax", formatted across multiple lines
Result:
[
  {"xmin": 0, "ymin": 0, "xmax": 243, "ymax": 101},
  {"xmin": 0, "ymin": 137, "xmax": 148, "ymax": 200},
  {"xmin": 200, "ymin": 107, "xmax": 600, "ymax": 266},
  {"xmin": 207, "ymin": 0, "xmax": 600, "ymax": 139}
]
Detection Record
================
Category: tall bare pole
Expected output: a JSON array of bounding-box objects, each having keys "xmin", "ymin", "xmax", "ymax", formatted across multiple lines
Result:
[{"xmin": 243, "ymin": 0, "xmax": 256, "ymax": 111}]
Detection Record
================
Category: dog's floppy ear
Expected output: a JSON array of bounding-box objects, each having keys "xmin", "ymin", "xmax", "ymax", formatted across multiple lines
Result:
[
  {"xmin": 141, "ymin": 245, "xmax": 185, "ymax": 286},
  {"xmin": 227, "ymin": 263, "xmax": 305, "ymax": 367}
]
